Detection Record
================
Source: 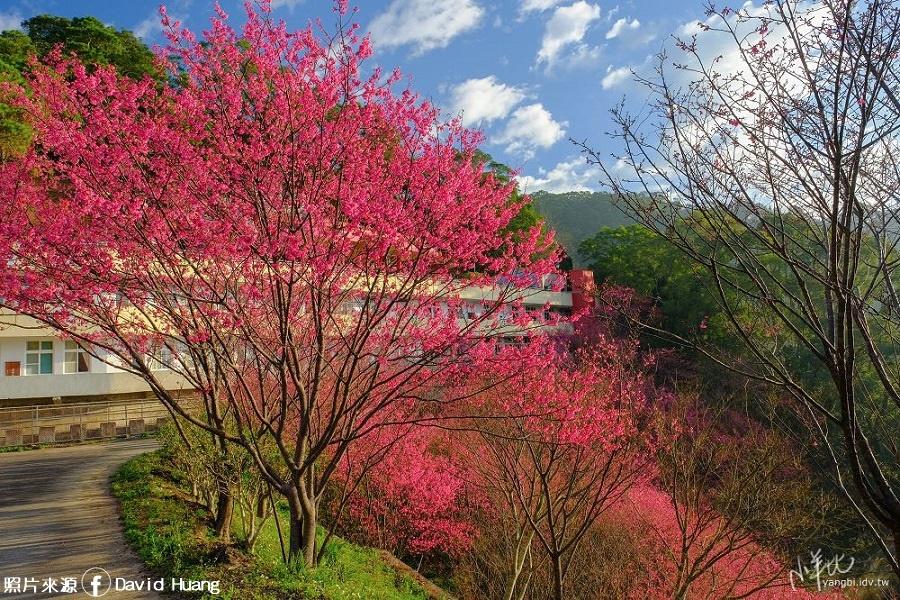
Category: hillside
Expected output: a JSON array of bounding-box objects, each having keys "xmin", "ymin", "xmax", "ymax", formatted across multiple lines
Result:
[{"xmin": 531, "ymin": 191, "xmax": 634, "ymax": 266}]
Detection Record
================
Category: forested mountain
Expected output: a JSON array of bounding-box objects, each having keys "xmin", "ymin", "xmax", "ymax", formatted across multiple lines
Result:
[{"xmin": 530, "ymin": 191, "xmax": 633, "ymax": 266}]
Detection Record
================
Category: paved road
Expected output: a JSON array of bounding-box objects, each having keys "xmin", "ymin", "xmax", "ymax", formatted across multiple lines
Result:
[{"xmin": 0, "ymin": 440, "xmax": 164, "ymax": 599}]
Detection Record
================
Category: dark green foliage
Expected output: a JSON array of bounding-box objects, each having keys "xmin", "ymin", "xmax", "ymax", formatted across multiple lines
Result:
[
  {"xmin": 0, "ymin": 29, "xmax": 34, "ymax": 76},
  {"xmin": 0, "ymin": 30, "xmax": 34, "ymax": 160},
  {"xmin": 578, "ymin": 224, "xmax": 720, "ymax": 341},
  {"xmin": 530, "ymin": 191, "xmax": 633, "ymax": 266},
  {"xmin": 22, "ymin": 15, "xmax": 156, "ymax": 79}
]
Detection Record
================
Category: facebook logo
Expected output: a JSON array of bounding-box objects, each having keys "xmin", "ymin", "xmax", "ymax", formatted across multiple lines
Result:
[{"xmin": 80, "ymin": 568, "xmax": 111, "ymax": 598}]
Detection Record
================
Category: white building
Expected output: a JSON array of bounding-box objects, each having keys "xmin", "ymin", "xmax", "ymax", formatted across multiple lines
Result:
[
  {"xmin": 0, "ymin": 270, "xmax": 594, "ymax": 406},
  {"xmin": 0, "ymin": 310, "xmax": 186, "ymax": 406}
]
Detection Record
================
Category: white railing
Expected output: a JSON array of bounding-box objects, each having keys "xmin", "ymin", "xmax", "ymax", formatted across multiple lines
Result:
[{"xmin": 0, "ymin": 398, "xmax": 172, "ymax": 448}]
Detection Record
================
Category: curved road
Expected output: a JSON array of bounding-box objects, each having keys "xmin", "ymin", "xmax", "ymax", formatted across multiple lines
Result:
[{"xmin": 0, "ymin": 440, "xmax": 164, "ymax": 599}]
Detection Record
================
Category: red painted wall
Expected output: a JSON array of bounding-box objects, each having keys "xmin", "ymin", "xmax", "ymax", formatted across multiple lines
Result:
[{"xmin": 569, "ymin": 269, "xmax": 596, "ymax": 314}]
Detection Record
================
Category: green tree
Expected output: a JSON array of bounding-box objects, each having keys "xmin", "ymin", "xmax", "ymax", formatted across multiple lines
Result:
[
  {"xmin": 579, "ymin": 224, "xmax": 720, "ymax": 342},
  {"xmin": 0, "ymin": 15, "xmax": 156, "ymax": 159},
  {"xmin": 0, "ymin": 30, "xmax": 34, "ymax": 160},
  {"xmin": 22, "ymin": 16, "xmax": 156, "ymax": 79},
  {"xmin": 0, "ymin": 29, "xmax": 34, "ymax": 75}
]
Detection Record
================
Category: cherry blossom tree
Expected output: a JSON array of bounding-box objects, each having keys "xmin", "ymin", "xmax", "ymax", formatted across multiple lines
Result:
[
  {"xmin": 0, "ymin": 2, "xmax": 559, "ymax": 565},
  {"xmin": 329, "ymin": 423, "xmax": 477, "ymax": 561},
  {"xmin": 458, "ymin": 338, "xmax": 656, "ymax": 600},
  {"xmin": 622, "ymin": 401, "xmax": 836, "ymax": 599},
  {"xmin": 614, "ymin": 482, "xmax": 837, "ymax": 600},
  {"xmin": 583, "ymin": 0, "xmax": 900, "ymax": 576}
]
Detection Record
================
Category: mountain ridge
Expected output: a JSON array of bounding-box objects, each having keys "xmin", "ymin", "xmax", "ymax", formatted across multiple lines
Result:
[{"xmin": 530, "ymin": 190, "xmax": 634, "ymax": 267}]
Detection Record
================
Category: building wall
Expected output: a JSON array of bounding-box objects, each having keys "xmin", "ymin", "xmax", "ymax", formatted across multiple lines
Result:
[
  {"xmin": 568, "ymin": 269, "xmax": 596, "ymax": 314},
  {"xmin": 0, "ymin": 334, "xmax": 189, "ymax": 403},
  {"xmin": 0, "ymin": 336, "xmax": 118, "ymax": 375}
]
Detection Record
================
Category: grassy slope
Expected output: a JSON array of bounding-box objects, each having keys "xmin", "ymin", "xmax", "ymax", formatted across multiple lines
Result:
[
  {"xmin": 111, "ymin": 450, "xmax": 435, "ymax": 600},
  {"xmin": 531, "ymin": 191, "xmax": 633, "ymax": 267}
]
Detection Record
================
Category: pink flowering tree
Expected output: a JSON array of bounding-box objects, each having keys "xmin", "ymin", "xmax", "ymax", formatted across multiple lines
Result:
[
  {"xmin": 458, "ymin": 337, "xmax": 656, "ymax": 600},
  {"xmin": 329, "ymin": 423, "xmax": 477, "ymax": 562},
  {"xmin": 612, "ymin": 483, "xmax": 838, "ymax": 600},
  {"xmin": 0, "ymin": 2, "xmax": 559, "ymax": 565},
  {"xmin": 612, "ymin": 398, "xmax": 841, "ymax": 599}
]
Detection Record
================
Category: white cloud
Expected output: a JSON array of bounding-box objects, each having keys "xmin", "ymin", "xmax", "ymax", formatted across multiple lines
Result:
[
  {"xmin": 133, "ymin": 14, "xmax": 161, "ymax": 40},
  {"xmin": 134, "ymin": 9, "xmax": 188, "ymax": 41},
  {"xmin": 627, "ymin": 2, "xmax": 825, "ymax": 187},
  {"xmin": 563, "ymin": 43, "xmax": 601, "ymax": 69},
  {"xmin": 270, "ymin": 0, "xmax": 304, "ymax": 8},
  {"xmin": 605, "ymin": 17, "xmax": 640, "ymax": 39},
  {"xmin": 0, "ymin": 10, "xmax": 23, "ymax": 32},
  {"xmin": 601, "ymin": 65, "xmax": 631, "ymax": 89},
  {"xmin": 605, "ymin": 5, "xmax": 620, "ymax": 22},
  {"xmin": 521, "ymin": 0, "xmax": 566, "ymax": 13},
  {"xmin": 518, "ymin": 157, "xmax": 598, "ymax": 193},
  {"xmin": 448, "ymin": 76, "xmax": 526, "ymax": 127},
  {"xmin": 369, "ymin": 0, "xmax": 483, "ymax": 55},
  {"xmin": 670, "ymin": 2, "xmax": 785, "ymax": 84},
  {"xmin": 672, "ymin": 15, "xmax": 745, "ymax": 79},
  {"xmin": 537, "ymin": 1, "xmax": 601, "ymax": 68},
  {"xmin": 495, "ymin": 103, "xmax": 567, "ymax": 159}
]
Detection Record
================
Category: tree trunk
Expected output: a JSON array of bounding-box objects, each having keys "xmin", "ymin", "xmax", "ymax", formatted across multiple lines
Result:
[
  {"xmin": 286, "ymin": 486, "xmax": 318, "ymax": 567},
  {"xmin": 504, "ymin": 530, "xmax": 534, "ymax": 600},
  {"xmin": 210, "ymin": 430, "xmax": 233, "ymax": 541},
  {"xmin": 893, "ymin": 527, "xmax": 900, "ymax": 580},
  {"xmin": 245, "ymin": 493, "xmax": 269, "ymax": 551},
  {"xmin": 550, "ymin": 554, "xmax": 564, "ymax": 600},
  {"xmin": 288, "ymin": 490, "xmax": 302, "ymax": 563},
  {"xmin": 302, "ymin": 501, "xmax": 317, "ymax": 565},
  {"xmin": 213, "ymin": 478, "xmax": 233, "ymax": 542}
]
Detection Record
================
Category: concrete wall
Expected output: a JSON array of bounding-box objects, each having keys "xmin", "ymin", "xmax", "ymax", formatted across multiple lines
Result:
[
  {"xmin": 0, "ymin": 367, "xmax": 189, "ymax": 401},
  {"xmin": 458, "ymin": 286, "xmax": 573, "ymax": 307}
]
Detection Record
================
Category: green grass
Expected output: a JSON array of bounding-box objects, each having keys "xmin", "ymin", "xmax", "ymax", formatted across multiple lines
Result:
[
  {"xmin": 111, "ymin": 450, "xmax": 433, "ymax": 599},
  {"xmin": 110, "ymin": 450, "xmax": 213, "ymax": 578},
  {"xmin": 263, "ymin": 525, "xmax": 428, "ymax": 600},
  {"xmin": 0, "ymin": 441, "xmax": 71, "ymax": 453},
  {"xmin": 0, "ymin": 444, "xmax": 35, "ymax": 453}
]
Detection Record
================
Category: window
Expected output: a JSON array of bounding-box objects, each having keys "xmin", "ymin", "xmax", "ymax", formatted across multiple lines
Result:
[
  {"xmin": 149, "ymin": 345, "xmax": 175, "ymax": 371},
  {"xmin": 456, "ymin": 302, "xmax": 480, "ymax": 320},
  {"xmin": 64, "ymin": 341, "xmax": 90, "ymax": 374},
  {"xmin": 25, "ymin": 341, "xmax": 53, "ymax": 375}
]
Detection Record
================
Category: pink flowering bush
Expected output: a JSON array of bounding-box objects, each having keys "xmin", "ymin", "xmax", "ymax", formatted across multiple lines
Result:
[
  {"xmin": 451, "ymin": 336, "xmax": 658, "ymax": 600},
  {"xmin": 333, "ymin": 426, "xmax": 476, "ymax": 559},
  {"xmin": 610, "ymin": 482, "xmax": 843, "ymax": 599}
]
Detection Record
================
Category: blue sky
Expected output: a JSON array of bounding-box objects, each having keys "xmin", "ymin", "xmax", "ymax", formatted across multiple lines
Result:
[{"xmin": 0, "ymin": 0, "xmax": 716, "ymax": 193}]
